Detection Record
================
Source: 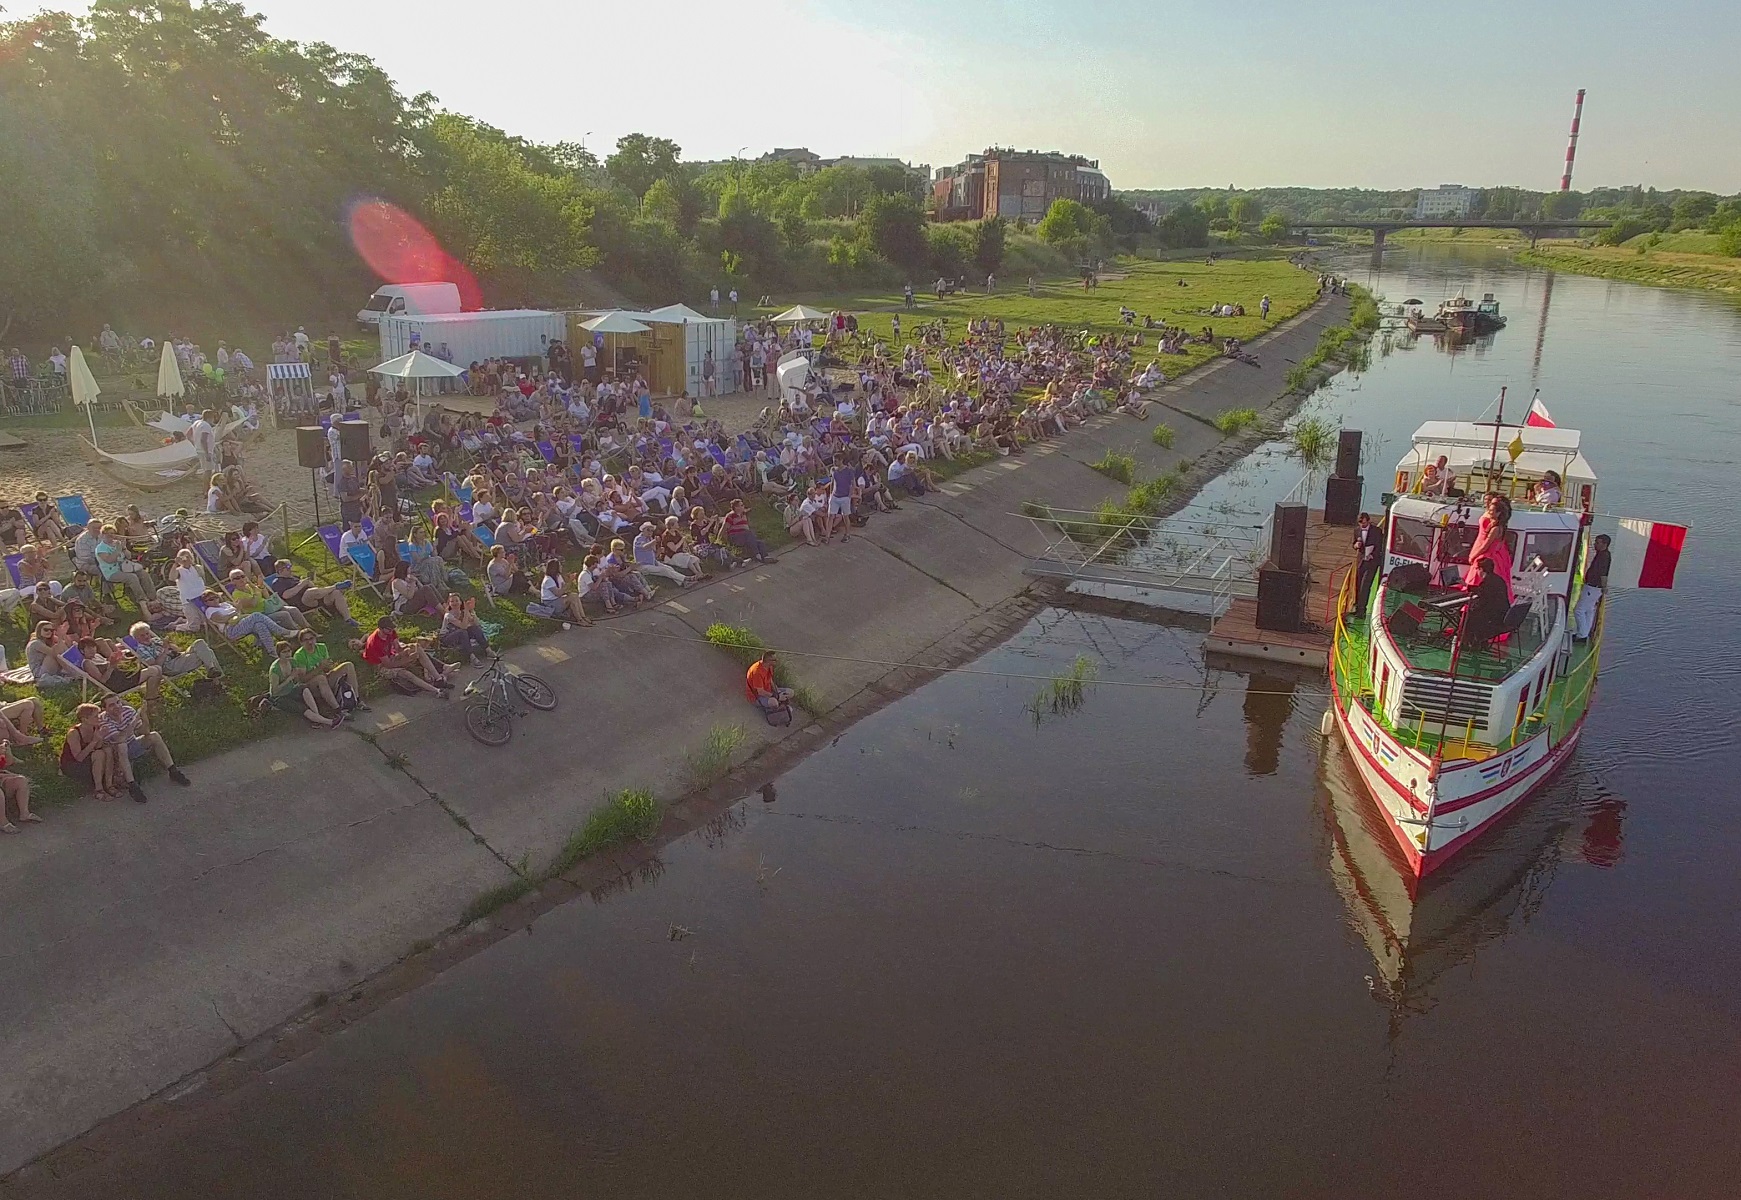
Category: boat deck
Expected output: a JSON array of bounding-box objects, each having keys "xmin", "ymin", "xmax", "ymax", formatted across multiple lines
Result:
[
  {"xmin": 1206, "ymin": 509, "xmax": 1352, "ymax": 669},
  {"xmin": 1379, "ymin": 586, "xmax": 1550, "ymax": 683}
]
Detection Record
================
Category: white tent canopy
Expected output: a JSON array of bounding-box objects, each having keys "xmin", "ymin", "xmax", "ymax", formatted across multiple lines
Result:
[
  {"xmin": 647, "ymin": 303, "xmax": 719, "ymax": 324},
  {"xmin": 582, "ymin": 311, "xmax": 652, "ymax": 335},
  {"xmin": 370, "ymin": 349, "xmax": 467, "ymax": 379},
  {"xmin": 772, "ymin": 304, "xmax": 829, "ymax": 323}
]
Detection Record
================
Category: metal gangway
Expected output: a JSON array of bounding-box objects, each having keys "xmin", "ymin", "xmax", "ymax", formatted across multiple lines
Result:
[{"xmin": 1018, "ymin": 475, "xmax": 1310, "ymax": 618}]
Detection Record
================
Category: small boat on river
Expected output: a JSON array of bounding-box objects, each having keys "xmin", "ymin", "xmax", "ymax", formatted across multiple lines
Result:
[
  {"xmin": 1437, "ymin": 293, "xmax": 1506, "ymax": 336},
  {"xmin": 1326, "ymin": 414, "xmax": 1602, "ymax": 877}
]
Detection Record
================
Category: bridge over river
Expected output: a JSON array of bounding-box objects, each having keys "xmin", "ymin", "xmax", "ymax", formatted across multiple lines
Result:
[{"xmin": 1291, "ymin": 217, "xmax": 1613, "ymax": 251}]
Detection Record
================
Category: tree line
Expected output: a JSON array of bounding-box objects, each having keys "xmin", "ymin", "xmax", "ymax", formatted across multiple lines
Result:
[{"xmin": 0, "ymin": 1, "xmax": 1201, "ymax": 347}]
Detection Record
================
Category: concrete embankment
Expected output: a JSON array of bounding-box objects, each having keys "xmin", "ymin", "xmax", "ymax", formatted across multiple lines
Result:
[{"xmin": 0, "ymin": 295, "xmax": 1351, "ymax": 1178}]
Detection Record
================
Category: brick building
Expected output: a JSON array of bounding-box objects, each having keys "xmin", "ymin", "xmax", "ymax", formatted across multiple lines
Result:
[{"xmin": 932, "ymin": 149, "xmax": 1110, "ymax": 222}]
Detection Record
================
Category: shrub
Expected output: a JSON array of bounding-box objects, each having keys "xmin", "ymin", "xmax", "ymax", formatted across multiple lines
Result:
[
  {"xmin": 687, "ymin": 724, "xmax": 747, "ymax": 787},
  {"xmin": 547, "ymin": 787, "xmax": 663, "ymax": 877},
  {"xmin": 1150, "ymin": 423, "xmax": 1174, "ymax": 449},
  {"xmin": 1126, "ymin": 472, "xmax": 1177, "ymax": 515},
  {"xmin": 1290, "ymin": 416, "xmax": 1337, "ymax": 465},
  {"xmin": 1090, "ymin": 449, "xmax": 1136, "ymax": 484},
  {"xmin": 1214, "ymin": 408, "xmax": 1261, "ymax": 436}
]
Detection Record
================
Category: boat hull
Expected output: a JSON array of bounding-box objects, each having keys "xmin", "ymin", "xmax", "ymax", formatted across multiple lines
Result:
[{"xmin": 1329, "ymin": 674, "xmax": 1587, "ymax": 878}]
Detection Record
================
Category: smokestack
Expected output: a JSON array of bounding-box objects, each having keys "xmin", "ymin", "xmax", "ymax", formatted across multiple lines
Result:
[{"xmin": 1559, "ymin": 88, "xmax": 1586, "ymax": 192}]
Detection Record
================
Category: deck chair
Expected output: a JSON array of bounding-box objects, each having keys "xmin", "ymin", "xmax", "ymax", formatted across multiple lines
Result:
[
  {"xmin": 443, "ymin": 472, "xmax": 474, "ymax": 504},
  {"xmin": 56, "ymin": 494, "xmax": 94, "ymax": 530},
  {"xmin": 569, "ymin": 434, "xmax": 588, "ymax": 457},
  {"xmin": 4, "ymin": 553, "xmax": 22, "ymax": 590},
  {"xmin": 191, "ymin": 539, "xmax": 229, "ymax": 587},
  {"xmin": 536, "ymin": 440, "xmax": 556, "ymax": 463},
  {"xmin": 318, "ymin": 525, "xmax": 386, "ymax": 598}
]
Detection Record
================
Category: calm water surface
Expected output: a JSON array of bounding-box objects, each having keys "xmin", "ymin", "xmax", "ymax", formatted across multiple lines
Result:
[{"xmin": 26, "ymin": 248, "xmax": 1741, "ymax": 1199}]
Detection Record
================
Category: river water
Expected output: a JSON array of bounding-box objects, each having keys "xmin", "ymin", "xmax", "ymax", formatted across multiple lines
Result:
[{"xmin": 21, "ymin": 248, "xmax": 1741, "ymax": 1199}]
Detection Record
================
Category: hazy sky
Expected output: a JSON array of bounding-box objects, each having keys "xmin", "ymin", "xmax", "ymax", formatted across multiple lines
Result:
[{"xmin": 16, "ymin": 0, "xmax": 1741, "ymax": 192}]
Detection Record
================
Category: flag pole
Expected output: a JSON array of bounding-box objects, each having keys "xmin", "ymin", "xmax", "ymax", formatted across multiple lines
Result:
[{"xmin": 1485, "ymin": 385, "xmax": 1507, "ymax": 492}]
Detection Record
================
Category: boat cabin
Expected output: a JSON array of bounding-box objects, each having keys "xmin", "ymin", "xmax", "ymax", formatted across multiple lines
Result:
[{"xmin": 1392, "ymin": 420, "xmax": 1596, "ymax": 513}]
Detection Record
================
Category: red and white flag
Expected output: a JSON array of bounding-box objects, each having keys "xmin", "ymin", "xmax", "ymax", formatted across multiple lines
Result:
[
  {"xmin": 1612, "ymin": 519, "xmax": 1689, "ymax": 590},
  {"xmin": 1525, "ymin": 396, "xmax": 1556, "ymax": 428}
]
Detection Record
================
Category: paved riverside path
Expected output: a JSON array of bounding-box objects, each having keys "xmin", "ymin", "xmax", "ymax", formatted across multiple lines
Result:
[{"xmin": 0, "ymin": 295, "xmax": 1349, "ymax": 1176}]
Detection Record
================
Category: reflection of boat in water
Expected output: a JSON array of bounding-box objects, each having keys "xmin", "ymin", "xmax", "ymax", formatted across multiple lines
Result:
[{"xmin": 1317, "ymin": 732, "xmax": 1620, "ymax": 1012}]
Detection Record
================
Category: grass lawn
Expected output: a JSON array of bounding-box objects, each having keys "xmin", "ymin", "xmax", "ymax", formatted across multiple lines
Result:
[
  {"xmin": 744, "ymin": 251, "xmax": 1322, "ymax": 383},
  {"xmin": 1519, "ymin": 241, "xmax": 1741, "ymax": 296}
]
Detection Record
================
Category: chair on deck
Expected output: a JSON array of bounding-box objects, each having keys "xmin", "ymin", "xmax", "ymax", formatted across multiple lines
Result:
[
  {"xmin": 56, "ymin": 494, "xmax": 94, "ymax": 531},
  {"xmin": 318, "ymin": 525, "xmax": 386, "ymax": 599}
]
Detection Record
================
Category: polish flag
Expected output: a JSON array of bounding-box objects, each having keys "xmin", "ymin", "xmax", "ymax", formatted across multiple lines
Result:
[
  {"xmin": 1525, "ymin": 396, "xmax": 1556, "ymax": 428},
  {"xmin": 1612, "ymin": 519, "xmax": 1689, "ymax": 590}
]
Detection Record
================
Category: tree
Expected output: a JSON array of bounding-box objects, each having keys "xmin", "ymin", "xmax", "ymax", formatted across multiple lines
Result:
[
  {"xmin": 1540, "ymin": 190, "xmax": 1583, "ymax": 220},
  {"xmin": 1036, "ymin": 198, "xmax": 1098, "ymax": 245},
  {"xmin": 1258, "ymin": 212, "xmax": 1288, "ymax": 241},
  {"xmin": 1196, "ymin": 194, "xmax": 1229, "ymax": 221},
  {"xmin": 641, "ymin": 176, "xmax": 684, "ymax": 227},
  {"xmin": 973, "ymin": 216, "xmax": 1006, "ymax": 274},
  {"xmin": 1228, "ymin": 195, "xmax": 1264, "ymax": 230},
  {"xmin": 1671, "ymin": 192, "xmax": 1718, "ymax": 228},
  {"xmin": 857, "ymin": 192, "xmax": 927, "ymax": 272},
  {"xmin": 606, "ymin": 132, "xmax": 682, "ymax": 199},
  {"xmin": 1156, "ymin": 204, "xmax": 1210, "ymax": 249}
]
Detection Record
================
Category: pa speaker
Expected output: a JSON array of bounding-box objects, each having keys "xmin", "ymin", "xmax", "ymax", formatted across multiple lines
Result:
[
  {"xmin": 1387, "ymin": 563, "xmax": 1431, "ymax": 595},
  {"xmin": 1324, "ymin": 474, "xmax": 1363, "ymax": 526},
  {"xmin": 1270, "ymin": 503, "xmax": 1308, "ymax": 573},
  {"xmin": 337, "ymin": 420, "xmax": 372, "ymax": 464},
  {"xmin": 1335, "ymin": 429, "xmax": 1363, "ymax": 479},
  {"xmin": 1256, "ymin": 567, "xmax": 1306, "ymax": 633},
  {"xmin": 295, "ymin": 426, "xmax": 328, "ymax": 470}
]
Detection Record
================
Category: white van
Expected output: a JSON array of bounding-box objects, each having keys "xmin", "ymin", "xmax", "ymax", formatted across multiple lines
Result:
[{"xmin": 357, "ymin": 282, "xmax": 463, "ymax": 328}]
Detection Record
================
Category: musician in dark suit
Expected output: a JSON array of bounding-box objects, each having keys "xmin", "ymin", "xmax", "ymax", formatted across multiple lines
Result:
[
  {"xmin": 1464, "ymin": 555, "xmax": 1512, "ymax": 646},
  {"xmin": 1352, "ymin": 512, "xmax": 1381, "ymax": 618}
]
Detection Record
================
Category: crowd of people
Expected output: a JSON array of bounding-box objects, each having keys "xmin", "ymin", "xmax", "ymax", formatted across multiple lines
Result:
[{"xmin": 0, "ymin": 283, "xmax": 1284, "ymax": 836}]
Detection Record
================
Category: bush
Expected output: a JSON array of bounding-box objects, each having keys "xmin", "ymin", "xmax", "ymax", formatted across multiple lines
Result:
[
  {"xmin": 1126, "ymin": 472, "xmax": 1177, "ymax": 515},
  {"xmin": 1290, "ymin": 416, "xmax": 1337, "ymax": 465},
  {"xmin": 1090, "ymin": 449, "xmax": 1136, "ymax": 484},
  {"xmin": 547, "ymin": 787, "xmax": 663, "ymax": 876},
  {"xmin": 1597, "ymin": 216, "xmax": 1656, "ymax": 246},
  {"xmin": 1214, "ymin": 408, "xmax": 1261, "ymax": 436},
  {"xmin": 1150, "ymin": 423, "xmax": 1174, "ymax": 449}
]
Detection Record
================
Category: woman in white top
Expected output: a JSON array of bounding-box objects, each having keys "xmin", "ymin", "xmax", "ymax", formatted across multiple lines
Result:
[
  {"xmin": 172, "ymin": 548, "xmax": 209, "ymax": 628},
  {"xmin": 205, "ymin": 473, "xmax": 230, "ymax": 515},
  {"xmin": 538, "ymin": 559, "xmax": 590, "ymax": 626}
]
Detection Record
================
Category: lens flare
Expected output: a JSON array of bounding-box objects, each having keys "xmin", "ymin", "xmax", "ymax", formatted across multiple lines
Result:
[{"xmin": 347, "ymin": 197, "xmax": 482, "ymax": 309}]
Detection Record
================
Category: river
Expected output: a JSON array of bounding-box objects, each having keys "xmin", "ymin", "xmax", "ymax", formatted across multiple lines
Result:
[{"xmin": 18, "ymin": 247, "xmax": 1740, "ymax": 1199}]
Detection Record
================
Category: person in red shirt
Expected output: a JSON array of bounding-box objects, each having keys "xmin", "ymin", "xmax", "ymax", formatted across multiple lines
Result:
[
  {"xmin": 353, "ymin": 617, "xmax": 453, "ymax": 698},
  {"xmin": 721, "ymin": 499, "xmax": 772, "ymax": 565},
  {"xmin": 744, "ymin": 650, "xmax": 793, "ymax": 714}
]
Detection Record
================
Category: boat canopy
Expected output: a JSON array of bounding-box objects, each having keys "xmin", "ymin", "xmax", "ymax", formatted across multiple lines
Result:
[{"xmin": 1395, "ymin": 420, "xmax": 1596, "ymax": 506}]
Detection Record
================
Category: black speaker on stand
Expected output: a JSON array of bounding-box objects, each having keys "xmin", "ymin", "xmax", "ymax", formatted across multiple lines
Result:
[
  {"xmin": 338, "ymin": 419, "xmax": 372, "ymax": 465},
  {"xmin": 1324, "ymin": 475, "xmax": 1364, "ymax": 525},
  {"xmin": 294, "ymin": 426, "xmax": 329, "ymax": 553},
  {"xmin": 1256, "ymin": 567, "xmax": 1306, "ymax": 632}
]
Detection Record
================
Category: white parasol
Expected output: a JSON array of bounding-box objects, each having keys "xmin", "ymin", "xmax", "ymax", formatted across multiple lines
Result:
[
  {"xmin": 156, "ymin": 340, "xmax": 185, "ymax": 399},
  {"xmin": 771, "ymin": 304, "xmax": 829, "ymax": 323}
]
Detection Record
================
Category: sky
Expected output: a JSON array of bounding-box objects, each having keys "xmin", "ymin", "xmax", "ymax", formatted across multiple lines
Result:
[{"xmin": 15, "ymin": 0, "xmax": 1741, "ymax": 192}]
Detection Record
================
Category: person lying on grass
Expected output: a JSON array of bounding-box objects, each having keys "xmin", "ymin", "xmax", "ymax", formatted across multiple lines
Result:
[{"xmin": 354, "ymin": 616, "xmax": 453, "ymax": 699}]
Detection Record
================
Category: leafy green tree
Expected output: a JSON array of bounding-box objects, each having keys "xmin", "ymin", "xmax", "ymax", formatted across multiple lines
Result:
[
  {"xmin": 857, "ymin": 192, "xmax": 927, "ymax": 271},
  {"xmin": 1540, "ymin": 190, "xmax": 1583, "ymax": 220},
  {"xmin": 1196, "ymin": 194, "xmax": 1229, "ymax": 221},
  {"xmin": 1228, "ymin": 195, "xmax": 1264, "ymax": 230},
  {"xmin": 926, "ymin": 223, "xmax": 975, "ymax": 279},
  {"xmin": 1037, "ymin": 198, "xmax": 1097, "ymax": 245},
  {"xmin": 606, "ymin": 132, "xmax": 682, "ymax": 199},
  {"xmin": 973, "ymin": 216, "xmax": 1007, "ymax": 274},
  {"xmin": 1671, "ymin": 193, "xmax": 1718, "ymax": 228},
  {"xmin": 1258, "ymin": 212, "xmax": 1288, "ymax": 241},
  {"xmin": 641, "ymin": 176, "xmax": 684, "ymax": 227},
  {"xmin": 1156, "ymin": 204, "xmax": 1210, "ymax": 249}
]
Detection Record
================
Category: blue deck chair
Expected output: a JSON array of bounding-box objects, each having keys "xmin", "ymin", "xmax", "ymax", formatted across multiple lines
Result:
[
  {"xmin": 443, "ymin": 472, "xmax": 474, "ymax": 504},
  {"xmin": 191, "ymin": 539, "xmax": 228, "ymax": 587},
  {"xmin": 18, "ymin": 503, "xmax": 37, "ymax": 532},
  {"xmin": 709, "ymin": 446, "xmax": 732, "ymax": 469},
  {"xmin": 536, "ymin": 440, "xmax": 556, "ymax": 463},
  {"xmin": 319, "ymin": 525, "xmax": 385, "ymax": 598},
  {"xmin": 569, "ymin": 434, "xmax": 588, "ymax": 457},
  {"xmin": 56, "ymin": 494, "xmax": 93, "ymax": 530},
  {"xmin": 4, "ymin": 553, "xmax": 22, "ymax": 590}
]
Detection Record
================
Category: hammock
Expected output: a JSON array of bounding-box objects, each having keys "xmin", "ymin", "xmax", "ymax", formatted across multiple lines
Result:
[{"xmin": 77, "ymin": 417, "xmax": 251, "ymax": 491}]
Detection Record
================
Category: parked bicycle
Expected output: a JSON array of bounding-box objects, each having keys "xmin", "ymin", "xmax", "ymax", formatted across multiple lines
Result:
[{"xmin": 461, "ymin": 652, "xmax": 557, "ymax": 746}]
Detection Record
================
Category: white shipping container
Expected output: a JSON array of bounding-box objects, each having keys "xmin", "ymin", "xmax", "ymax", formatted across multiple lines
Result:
[{"xmin": 379, "ymin": 310, "xmax": 568, "ymax": 367}]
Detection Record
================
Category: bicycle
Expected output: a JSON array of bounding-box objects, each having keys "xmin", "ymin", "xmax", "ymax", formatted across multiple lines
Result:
[{"xmin": 460, "ymin": 652, "xmax": 557, "ymax": 746}]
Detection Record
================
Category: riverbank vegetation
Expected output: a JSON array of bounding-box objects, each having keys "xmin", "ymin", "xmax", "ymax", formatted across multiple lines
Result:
[{"xmin": 1519, "ymin": 242, "xmax": 1741, "ymax": 297}]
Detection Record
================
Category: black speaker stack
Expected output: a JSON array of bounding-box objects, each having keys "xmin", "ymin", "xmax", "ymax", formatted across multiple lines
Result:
[
  {"xmin": 295, "ymin": 426, "xmax": 328, "ymax": 470},
  {"xmin": 337, "ymin": 420, "xmax": 372, "ymax": 465},
  {"xmin": 1324, "ymin": 427, "xmax": 1363, "ymax": 526},
  {"xmin": 1256, "ymin": 501, "xmax": 1310, "ymax": 632}
]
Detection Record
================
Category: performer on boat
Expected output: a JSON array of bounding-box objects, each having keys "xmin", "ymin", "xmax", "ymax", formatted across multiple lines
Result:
[
  {"xmin": 1463, "ymin": 494, "xmax": 1515, "ymax": 601},
  {"xmin": 1573, "ymin": 533, "xmax": 1610, "ymax": 640}
]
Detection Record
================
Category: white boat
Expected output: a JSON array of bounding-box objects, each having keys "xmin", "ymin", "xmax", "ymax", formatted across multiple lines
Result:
[{"xmin": 1326, "ymin": 418, "xmax": 1602, "ymax": 877}]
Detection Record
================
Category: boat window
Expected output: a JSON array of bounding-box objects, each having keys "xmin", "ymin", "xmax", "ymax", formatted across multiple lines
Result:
[
  {"xmin": 1521, "ymin": 530, "xmax": 1575, "ymax": 573},
  {"xmin": 1441, "ymin": 521, "xmax": 1479, "ymax": 564},
  {"xmin": 1389, "ymin": 516, "xmax": 1435, "ymax": 562}
]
